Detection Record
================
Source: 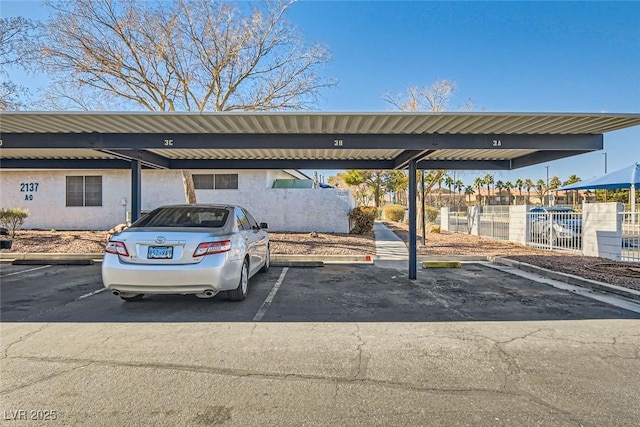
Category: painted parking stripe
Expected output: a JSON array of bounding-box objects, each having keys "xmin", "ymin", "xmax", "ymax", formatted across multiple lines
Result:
[
  {"xmin": 75, "ymin": 288, "xmax": 106, "ymax": 301},
  {"xmin": 0, "ymin": 265, "xmax": 52, "ymax": 278},
  {"xmin": 253, "ymin": 267, "xmax": 289, "ymax": 321}
]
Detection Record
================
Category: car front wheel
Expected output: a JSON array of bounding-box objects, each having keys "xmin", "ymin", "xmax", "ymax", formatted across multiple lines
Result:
[{"xmin": 227, "ymin": 259, "xmax": 249, "ymax": 301}]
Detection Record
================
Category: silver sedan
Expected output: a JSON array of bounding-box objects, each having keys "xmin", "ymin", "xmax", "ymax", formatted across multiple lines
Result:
[{"xmin": 102, "ymin": 204, "xmax": 269, "ymax": 301}]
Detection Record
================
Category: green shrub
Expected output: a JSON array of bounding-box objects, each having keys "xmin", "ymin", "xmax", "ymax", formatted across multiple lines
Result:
[
  {"xmin": 383, "ymin": 204, "xmax": 405, "ymax": 222},
  {"xmin": 425, "ymin": 206, "xmax": 439, "ymax": 223},
  {"xmin": 0, "ymin": 207, "xmax": 29, "ymax": 238},
  {"xmin": 348, "ymin": 206, "xmax": 377, "ymax": 234}
]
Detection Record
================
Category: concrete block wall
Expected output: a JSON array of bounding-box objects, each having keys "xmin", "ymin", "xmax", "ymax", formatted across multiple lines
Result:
[
  {"xmin": 582, "ymin": 202, "xmax": 623, "ymax": 261},
  {"xmin": 440, "ymin": 207, "xmax": 450, "ymax": 231},
  {"xmin": 508, "ymin": 205, "xmax": 530, "ymax": 245},
  {"xmin": 0, "ymin": 170, "xmax": 354, "ymax": 232}
]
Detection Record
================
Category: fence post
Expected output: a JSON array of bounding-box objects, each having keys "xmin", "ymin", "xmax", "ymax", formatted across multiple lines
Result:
[
  {"xmin": 509, "ymin": 204, "xmax": 529, "ymax": 244},
  {"xmin": 440, "ymin": 207, "xmax": 450, "ymax": 231},
  {"xmin": 582, "ymin": 202, "xmax": 623, "ymax": 261}
]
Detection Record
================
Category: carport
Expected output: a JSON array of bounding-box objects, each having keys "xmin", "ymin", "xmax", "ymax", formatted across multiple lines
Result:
[{"xmin": 1, "ymin": 111, "xmax": 639, "ymax": 278}]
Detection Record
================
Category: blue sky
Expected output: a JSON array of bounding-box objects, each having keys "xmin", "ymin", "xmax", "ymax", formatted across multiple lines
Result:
[{"xmin": 2, "ymin": 0, "xmax": 639, "ymax": 187}]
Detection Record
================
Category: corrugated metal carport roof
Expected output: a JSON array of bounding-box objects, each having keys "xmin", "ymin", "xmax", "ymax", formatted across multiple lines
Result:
[
  {"xmin": 2, "ymin": 111, "xmax": 639, "ymax": 134},
  {"xmin": 1, "ymin": 111, "xmax": 639, "ymax": 170}
]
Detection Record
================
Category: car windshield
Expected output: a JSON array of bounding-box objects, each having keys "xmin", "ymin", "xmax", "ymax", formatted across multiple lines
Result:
[{"xmin": 131, "ymin": 207, "xmax": 229, "ymax": 228}]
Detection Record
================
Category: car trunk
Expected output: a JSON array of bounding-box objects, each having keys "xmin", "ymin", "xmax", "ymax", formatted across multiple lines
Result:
[{"xmin": 113, "ymin": 228, "xmax": 230, "ymax": 265}]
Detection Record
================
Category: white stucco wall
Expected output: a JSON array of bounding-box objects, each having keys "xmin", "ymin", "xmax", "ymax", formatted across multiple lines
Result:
[
  {"xmin": 440, "ymin": 207, "xmax": 450, "ymax": 231},
  {"xmin": 0, "ymin": 170, "xmax": 354, "ymax": 232},
  {"xmin": 508, "ymin": 205, "xmax": 529, "ymax": 245},
  {"xmin": 582, "ymin": 202, "xmax": 623, "ymax": 261}
]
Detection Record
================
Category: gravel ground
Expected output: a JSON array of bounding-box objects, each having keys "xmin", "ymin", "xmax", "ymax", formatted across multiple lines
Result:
[
  {"xmin": 2, "ymin": 226, "xmax": 639, "ymax": 291},
  {"xmin": 1, "ymin": 230, "xmax": 377, "ymax": 256}
]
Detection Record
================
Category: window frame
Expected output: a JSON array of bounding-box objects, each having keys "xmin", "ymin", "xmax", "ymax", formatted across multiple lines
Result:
[{"xmin": 65, "ymin": 175, "xmax": 103, "ymax": 207}]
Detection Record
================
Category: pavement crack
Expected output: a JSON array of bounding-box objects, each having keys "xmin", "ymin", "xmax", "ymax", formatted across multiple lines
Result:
[
  {"xmin": 1, "ymin": 362, "xmax": 92, "ymax": 394},
  {"xmin": 12, "ymin": 355, "xmax": 509, "ymax": 397},
  {"xmin": 350, "ymin": 322, "xmax": 368, "ymax": 380},
  {"xmin": 2, "ymin": 324, "xmax": 52, "ymax": 359}
]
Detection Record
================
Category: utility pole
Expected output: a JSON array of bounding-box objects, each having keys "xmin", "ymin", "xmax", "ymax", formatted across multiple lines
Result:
[{"xmin": 545, "ymin": 166, "xmax": 550, "ymax": 206}]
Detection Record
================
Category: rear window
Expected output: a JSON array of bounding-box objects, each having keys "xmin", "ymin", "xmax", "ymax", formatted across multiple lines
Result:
[{"xmin": 132, "ymin": 207, "xmax": 229, "ymax": 228}]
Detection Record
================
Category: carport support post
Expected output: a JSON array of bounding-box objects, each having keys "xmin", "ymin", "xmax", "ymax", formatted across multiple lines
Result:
[
  {"xmin": 130, "ymin": 159, "xmax": 141, "ymax": 222},
  {"xmin": 409, "ymin": 160, "xmax": 417, "ymax": 279}
]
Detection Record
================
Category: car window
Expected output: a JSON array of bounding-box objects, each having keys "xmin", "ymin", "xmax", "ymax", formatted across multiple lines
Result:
[
  {"xmin": 236, "ymin": 209, "xmax": 251, "ymax": 231},
  {"xmin": 243, "ymin": 209, "xmax": 259, "ymax": 230},
  {"xmin": 132, "ymin": 207, "xmax": 228, "ymax": 227}
]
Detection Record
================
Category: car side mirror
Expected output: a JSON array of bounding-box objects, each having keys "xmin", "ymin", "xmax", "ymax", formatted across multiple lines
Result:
[{"xmin": 260, "ymin": 222, "xmax": 268, "ymax": 229}]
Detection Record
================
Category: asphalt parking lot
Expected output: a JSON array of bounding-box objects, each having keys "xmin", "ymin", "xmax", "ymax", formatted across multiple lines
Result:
[
  {"xmin": 2, "ymin": 262, "xmax": 640, "ymax": 426},
  {"xmin": 2, "ymin": 262, "xmax": 639, "ymax": 322}
]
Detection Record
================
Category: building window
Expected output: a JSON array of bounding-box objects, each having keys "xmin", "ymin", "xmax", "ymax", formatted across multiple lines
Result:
[
  {"xmin": 193, "ymin": 174, "xmax": 238, "ymax": 190},
  {"xmin": 66, "ymin": 176, "xmax": 102, "ymax": 206},
  {"xmin": 193, "ymin": 174, "xmax": 214, "ymax": 189},
  {"xmin": 215, "ymin": 174, "xmax": 238, "ymax": 189}
]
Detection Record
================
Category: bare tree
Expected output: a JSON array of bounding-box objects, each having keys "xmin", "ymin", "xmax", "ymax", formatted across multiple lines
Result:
[
  {"xmin": 382, "ymin": 79, "xmax": 472, "ymax": 112},
  {"xmin": 382, "ymin": 79, "xmax": 470, "ymax": 238},
  {"xmin": 0, "ymin": 17, "xmax": 38, "ymax": 110},
  {"xmin": 39, "ymin": 0, "xmax": 335, "ymax": 202}
]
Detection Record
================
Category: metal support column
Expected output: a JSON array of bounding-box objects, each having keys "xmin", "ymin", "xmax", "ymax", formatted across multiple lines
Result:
[
  {"xmin": 131, "ymin": 159, "xmax": 142, "ymax": 222},
  {"xmin": 408, "ymin": 160, "xmax": 417, "ymax": 279}
]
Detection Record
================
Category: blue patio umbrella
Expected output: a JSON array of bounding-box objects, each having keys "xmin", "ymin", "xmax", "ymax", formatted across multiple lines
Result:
[{"xmin": 557, "ymin": 162, "xmax": 639, "ymax": 212}]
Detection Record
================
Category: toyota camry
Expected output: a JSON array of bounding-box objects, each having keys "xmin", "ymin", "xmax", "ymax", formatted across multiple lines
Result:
[{"xmin": 102, "ymin": 204, "xmax": 269, "ymax": 301}]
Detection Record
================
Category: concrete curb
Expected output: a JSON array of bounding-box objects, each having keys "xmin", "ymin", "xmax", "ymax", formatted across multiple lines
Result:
[
  {"xmin": 0, "ymin": 253, "xmax": 104, "ymax": 264},
  {"xmin": 272, "ymin": 254, "xmax": 373, "ymax": 264},
  {"xmin": 489, "ymin": 256, "xmax": 640, "ymax": 302}
]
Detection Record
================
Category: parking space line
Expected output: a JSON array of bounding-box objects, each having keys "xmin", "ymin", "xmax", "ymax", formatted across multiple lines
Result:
[
  {"xmin": 253, "ymin": 267, "xmax": 289, "ymax": 321},
  {"xmin": 75, "ymin": 288, "xmax": 106, "ymax": 301},
  {"xmin": 0, "ymin": 265, "xmax": 52, "ymax": 278}
]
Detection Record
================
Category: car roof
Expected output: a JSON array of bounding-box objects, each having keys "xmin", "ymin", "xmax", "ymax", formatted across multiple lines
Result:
[
  {"xmin": 156, "ymin": 204, "xmax": 235, "ymax": 210},
  {"xmin": 530, "ymin": 206, "xmax": 575, "ymax": 211}
]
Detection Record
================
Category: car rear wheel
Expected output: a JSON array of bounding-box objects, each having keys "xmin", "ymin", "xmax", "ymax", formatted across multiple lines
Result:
[
  {"xmin": 227, "ymin": 259, "xmax": 248, "ymax": 301},
  {"xmin": 261, "ymin": 246, "xmax": 270, "ymax": 273},
  {"xmin": 120, "ymin": 294, "xmax": 144, "ymax": 301}
]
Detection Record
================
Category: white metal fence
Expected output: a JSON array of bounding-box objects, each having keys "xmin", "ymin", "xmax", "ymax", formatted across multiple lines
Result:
[
  {"xmin": 479, "ymin": 211, "xmax": 510, "ymax": 241},
  {"xmin": 442, "ymin": 204, "xmax": 638, "ymax": 262},
  {"xmin": 526, "ymin": 210, "xmax": 583, "ymax": 253},
  {"xmin": 621, "ymin": 211, "xmax": 640, "ymax": 262},
  {"xmin": 448, "ymin": 211, "xmax": 469, "ymax": 233}
]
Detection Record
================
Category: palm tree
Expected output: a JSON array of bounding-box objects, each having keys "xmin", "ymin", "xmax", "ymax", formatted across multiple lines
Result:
[
  {"xmin": 535, "ymin": 179, "xmax": 547, "ymax": 205},
  {"xmin": 455, "ymin": 179, "xmax": 464, "ymax": 209},
  {"xmin": 465, "ymin": 185, "xmax": 476, "ymax": 205},
  {"xmin": 504, "ymin": 181, "xmax": 513, "ymax": 206},
  {"xmin": 524, "ymin": 178, "xmax": 534, "ymax": 204},
  {"xmin": 436, "ymin": 173, "xmax": 445, "ymax": 206},
  {"xmin": 515, "ymin": 178, "xmax": 524, "ymax": 205},
  {"xmin": 444, "ymin": 174, "xmax": 454, "ymax": 207},
  {"xmin": 473, "ymin": 177, "xmax": 484, "ymax": 206},
  {"xmin": 483, "ymin": 173, "xmax": 494, "ymax": 206},
  {"xmin": 495, "ymin": 180, "xmax": 504, "ymax": 205}
]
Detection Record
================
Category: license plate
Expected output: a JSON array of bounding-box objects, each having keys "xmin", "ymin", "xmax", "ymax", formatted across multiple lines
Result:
[{"xmin": 148, "ymin": 246, "xmax": 173, "ymax": 259}]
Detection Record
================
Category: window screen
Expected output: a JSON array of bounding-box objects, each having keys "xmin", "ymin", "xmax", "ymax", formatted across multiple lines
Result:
[
  {"xmin": 193, "ymin": 174, "xmax": 214, "ymax": 189},
  {"xmin": 66, "ymin": 176, "xmax": 102, "ymax": 207},
  {"xmin": 215, "ymin": 174, "xmax": 238, "ymax": 189}
]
